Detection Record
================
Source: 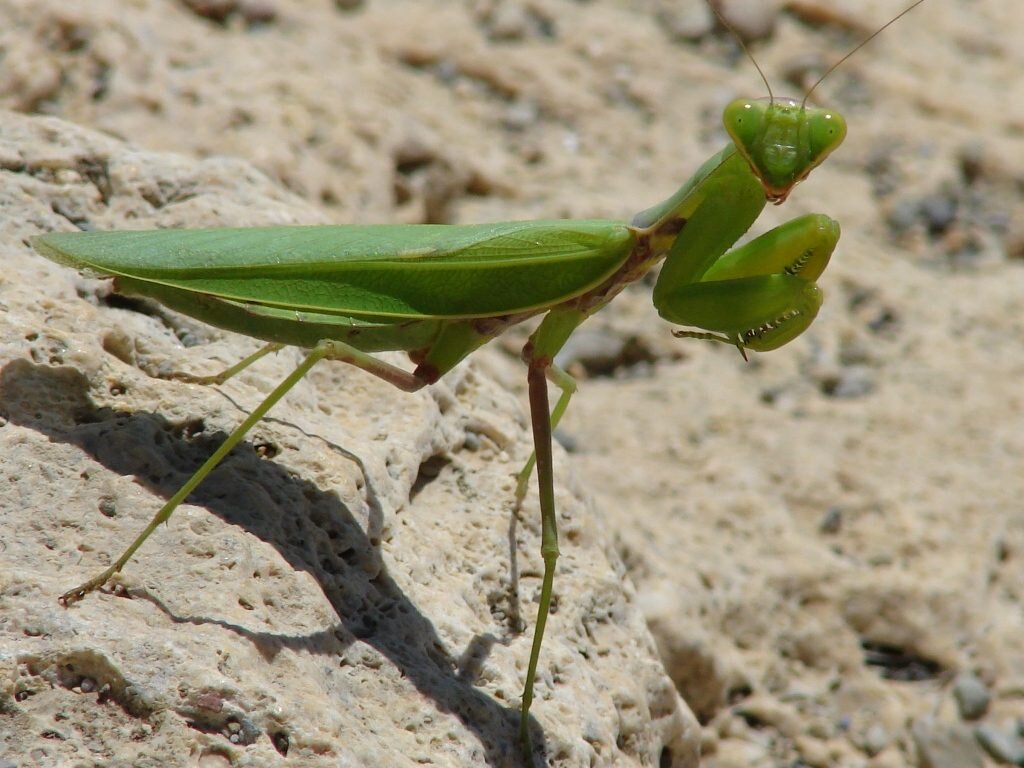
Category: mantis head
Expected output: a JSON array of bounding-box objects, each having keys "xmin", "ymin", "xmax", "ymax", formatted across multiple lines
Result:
[
  {"xmin": 710, "ymin": 0, "xmax": 926, "ymax": 205},
  {"xmin": 723, "ymin": 97, "xmax": 846, "ymax": 204}
]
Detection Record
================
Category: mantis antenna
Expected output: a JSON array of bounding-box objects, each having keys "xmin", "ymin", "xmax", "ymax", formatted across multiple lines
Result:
[
  {"xmin": 706, "ymin": 0, "xmax": 929, "ymax": 109},
  {"xmin": 802, "ymin": 0, "xmax": 929, "ymax": 107},
  {"xmin": 706, "ymin": 1, "xmax": 775, "ymax": 104}
]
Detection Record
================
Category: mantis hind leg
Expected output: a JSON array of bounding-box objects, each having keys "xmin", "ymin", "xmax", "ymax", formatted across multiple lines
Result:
[
  {"xmin": 59, "ymin": 344, "xmax": 331, "ymax": 604},
  {"xmin": 58, "ymin": 335, "xmax": 469, "ymax": 605},
  {"xmin": 163, "ymin": 342, "xmax": 284, "ymax": 385}
]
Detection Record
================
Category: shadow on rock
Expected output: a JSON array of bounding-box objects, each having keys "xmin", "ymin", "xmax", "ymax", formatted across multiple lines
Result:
[{"xmin": 1, "ymin": 358, "xmax": 546, "ymax": 766}]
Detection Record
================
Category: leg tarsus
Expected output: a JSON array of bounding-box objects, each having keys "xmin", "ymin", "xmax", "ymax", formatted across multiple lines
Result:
[
  {"xmin": 671, "ymin": 329, "xmax": 749, "ymax": 360},
  {"xmin": 519, "ymin": 548, "xmax": 558, "ymax": 754}
]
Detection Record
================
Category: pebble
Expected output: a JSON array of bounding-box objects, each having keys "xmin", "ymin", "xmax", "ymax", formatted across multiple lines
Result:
[
  {"xmin": 911, "ymin": 718, "xmax": 985, "ymax": 768},
  {"xmin": 180, "ymin": 0, "xmax": 234, "ymax": 21},
  {"xmin": 660, "ymin": 0, "xmax": 714, "ymax": 42},
  {"xmin": 818, "ymin": 507, "xmax": 843, "ymax": 534},
  {"xmin": 953, "ymin": 672, "xmax": 991, "ymax": 720},
  {"xmin": 709, "ymin": 738, "xmax": 771, "ymax": 768},
  {"xmin": 820, "ymin": 364, "xmax": 875, "ymax": 399},
  {"xmin": 975, "ymin": 723, "xmax": 1024, "ymax": 765},
  {"xmin": 554, "ymin": 327, "xmax": 650, "ymax": 377},
  {"xmin": 714, "ymin": 0, "xmax": 782, "ymax": 42},
  {"xmin": 733, "ymin": 695, "xmax": 801, "ymax": 738},
  {"xmin": 487, "ymin": 3, "xmax": 529, "ymax": 41},
  {"xmin": 919, "ymin": 192, "xmax": 959, "ymax": 236},
  {"xmin": 238, "ymin": 0, "xmax": 275, "ymax": 23},
  {"xmin": 179, "ymin": 0, "xmax": 276, "ymax": 25},
  {"xmin": 957, "ymin": 142, "xmax": 987, "ymax": 185},
  {"xmin": 502, "ymin": 99, "xmax": 539, "ymax": 131},
  {"xmin": 887, "ymin": 197, "xmax": 922, "ymax": 235},
  {"xmin": 862, "ymin": 723, "xmax": 890, "ymax": 756},
  {"xmin": 795, "ymin": 735, "xmax": 830, "ymax": 767}
]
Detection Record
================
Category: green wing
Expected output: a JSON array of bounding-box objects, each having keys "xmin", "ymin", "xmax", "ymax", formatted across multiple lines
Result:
[{"xmin": 34, "ymin": 221, "xmax": 635, "ymax": 319}]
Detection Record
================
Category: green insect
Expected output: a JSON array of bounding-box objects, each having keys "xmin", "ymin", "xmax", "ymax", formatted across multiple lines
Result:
[{"xmin": 30, "ymin": 0, "xmax": 924, "ymax": 758}]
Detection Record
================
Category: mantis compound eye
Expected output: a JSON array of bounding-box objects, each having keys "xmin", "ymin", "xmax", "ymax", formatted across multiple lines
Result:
[
  {"xmin": 722, "ymin": 98, "xmax": 768, "ymax": 158},
  {"xmin": 805, "ymin": 110, "xmax": 847, "ymax": 170}
]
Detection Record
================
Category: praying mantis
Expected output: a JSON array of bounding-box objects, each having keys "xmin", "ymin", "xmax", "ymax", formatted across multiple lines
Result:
[{"xmin": 29, "ymin": 0, "xmax": 925, "ymax": 759}]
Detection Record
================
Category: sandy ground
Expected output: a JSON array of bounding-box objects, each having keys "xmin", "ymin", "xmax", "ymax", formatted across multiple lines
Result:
[{"xmin": 3, "ymin": 0, "xmax": 1024, "ymax": 766}]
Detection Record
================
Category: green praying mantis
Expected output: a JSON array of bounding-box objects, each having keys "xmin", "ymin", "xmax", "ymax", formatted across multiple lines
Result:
[{"xmin": 30, "ymin": 0, "xmax": 925, "ymax": 758}]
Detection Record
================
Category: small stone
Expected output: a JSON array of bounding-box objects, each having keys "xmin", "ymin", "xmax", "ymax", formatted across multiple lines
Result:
[
  {"xmin": 487, "ymin": 4, "xmax": 529, "ymax": 40},
  {"xmin": 180, "ymin": 0, "xmax": 236, "ymax": 22},
  {"xmin": 975, "ymin": 723, "xmax": 1024, "ymax": 765},
  {"xmin": 795, "ymin": 735, "xmax": 830, "ymax": 767},
  {"xmin": 862, "ymin": 723, "xmax": 890, "ymax": 757},
  {"xmin": 714, "ymin": 0, "xmax": 782, "ymax": 42},
  {"xmin": 820, "ymin": 365, "xmax": 875, "ymax": 399},
  {"xmin": 502, "ymin": 99, "xmax": 539, "ymax": 132},
  {"xmin": 660, "ymin": 0, "xmax": 714, "ymax": 42},
  {"xmin": 555, "ymin": 328, "xmax": 627, "ymax": 372},
  {"xmin": 887, "ymin": 197, "xmax": 921, "ymax": 234},
  {"xmin": 554, "ymin": 328, "xmax": 653, "ymax": 377},
  {"xmin": 196, "ymin": 752, "xmax": 231, "ymax": 768},
  {"xmin": 953, "ymin": 672, "xmax": 991, "ymax": 720},
  {"xmin": 920, "ymin": 193, "xmax": 958, "ymax": 236},
  {"xmin": 711, "ymin": 737, "xmax": 771, "ymax": 768},
  {"xmin": 819, "ymin": 507, "xmax": 843, "ymax": 534},
  {"xmin": 911, "ymin": 718, "xmax": 984, "ymax": 768},
  {"xmin": 957, "ymin": 142, "xmax": 986, "ymax": 185},
  {"xmin": 734, "ymin": 695, "xmax": 801, "ymax": 738},
  {"xmin": 238, "ymin": 0, "xmax": 276, "ymax": 23}
]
